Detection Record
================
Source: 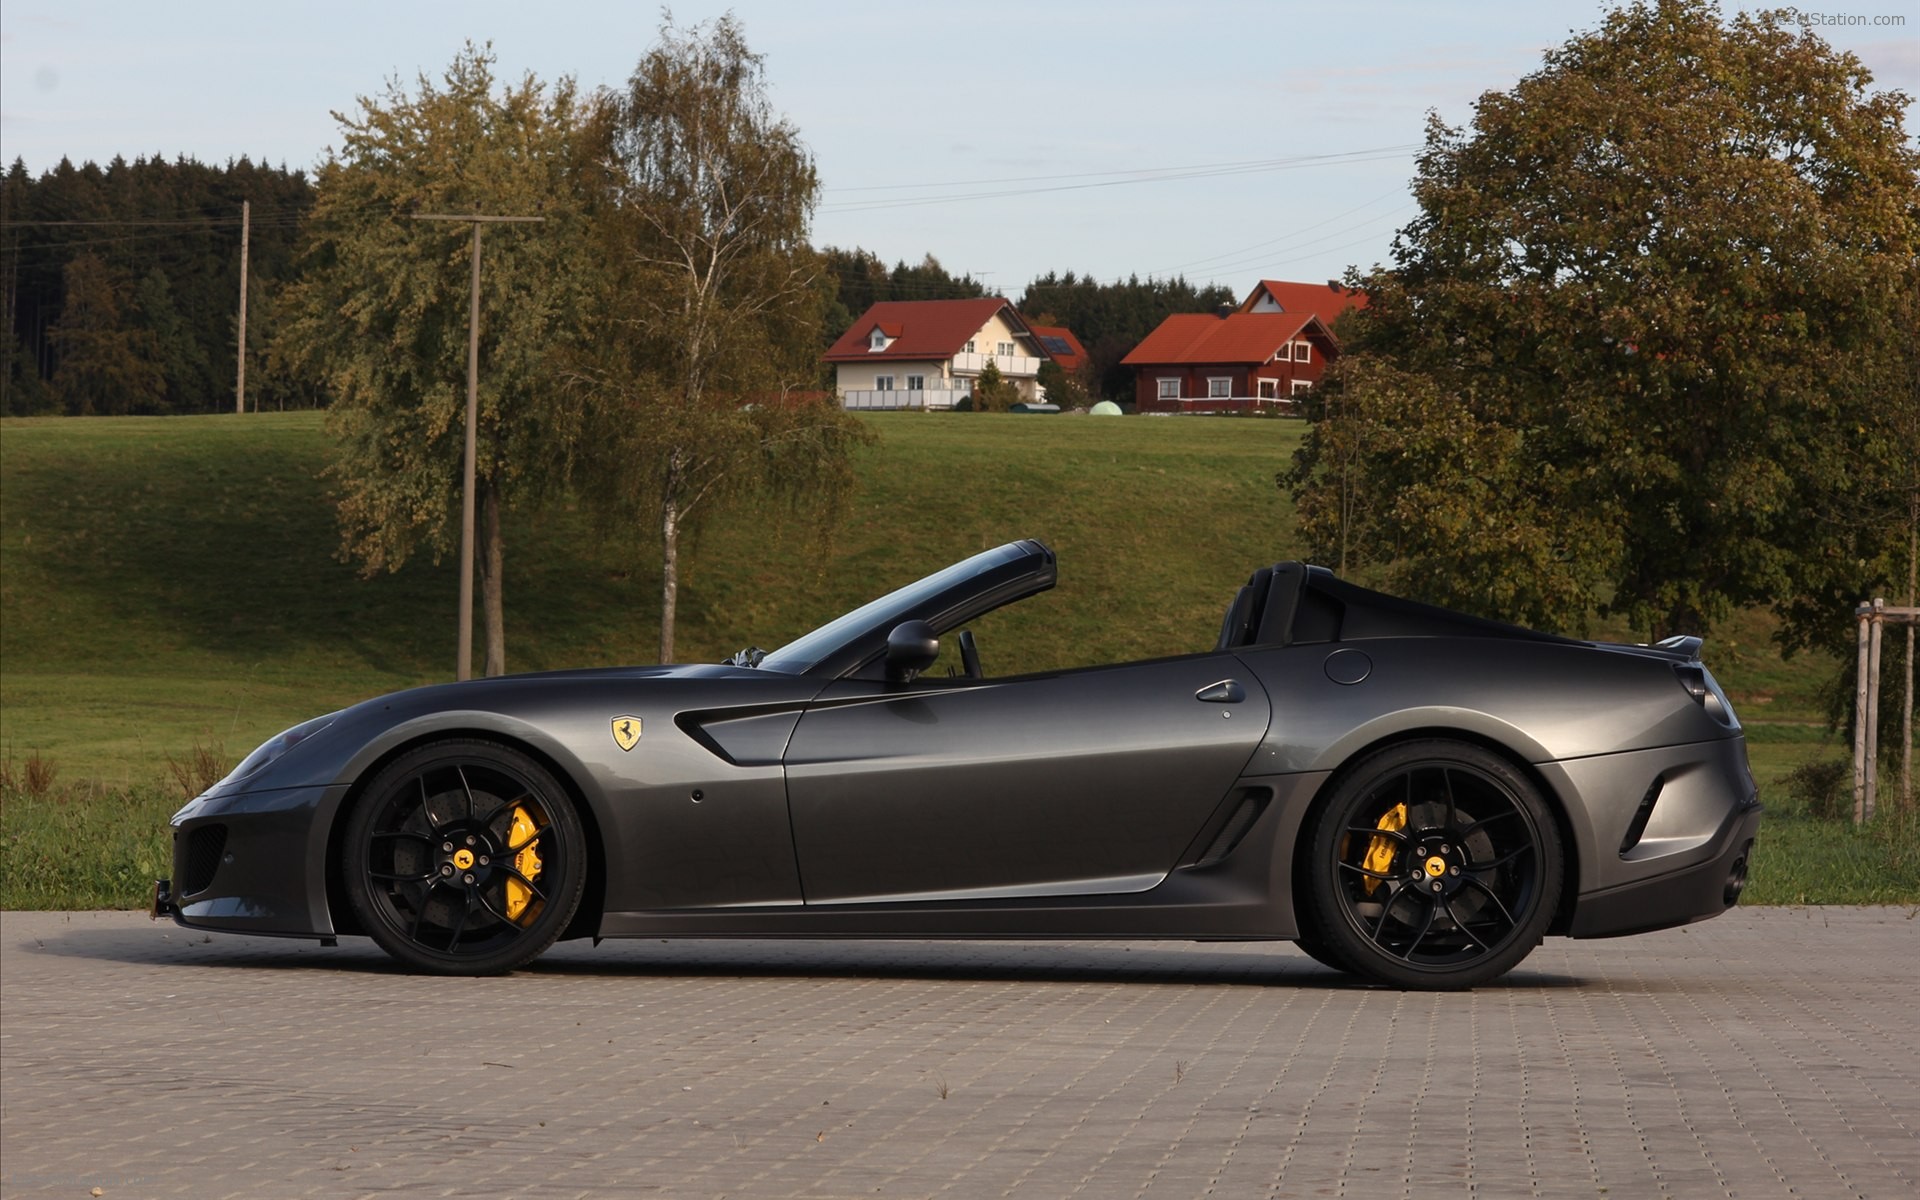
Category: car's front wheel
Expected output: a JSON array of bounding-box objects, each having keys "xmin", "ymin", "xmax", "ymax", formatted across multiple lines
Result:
[
  {"xmin": 343, "ymin": 739, "xmax": 586, "ymax": 974},
  {"xmin": 1302, "ymin": 740, "xmax": 1562, "ymax": 990}
]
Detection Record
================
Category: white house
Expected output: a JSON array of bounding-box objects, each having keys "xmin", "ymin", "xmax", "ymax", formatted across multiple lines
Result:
[{"xmin": 824, "ymin": 298, "xmax": 1049, "ymax": 410}]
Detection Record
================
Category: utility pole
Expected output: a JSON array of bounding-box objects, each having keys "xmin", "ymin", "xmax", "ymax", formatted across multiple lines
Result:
[
  {"xmin": 235, "ymin": 200, "xmax": 249, "ymax": 413},
  {"xmin": 411, "ymin": 213, "xmax": 543, "ymax": 681}
]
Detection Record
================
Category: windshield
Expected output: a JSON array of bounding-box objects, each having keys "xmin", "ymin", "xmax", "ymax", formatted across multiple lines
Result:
[{"xmin": 756, "ymin": 543, "xmax": 1035, "ymax": 675}]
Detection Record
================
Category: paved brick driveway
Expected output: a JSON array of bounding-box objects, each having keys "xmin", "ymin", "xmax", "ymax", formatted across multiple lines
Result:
[{"xmin": 2, "ymin": 907, "xmax": 1915, "ymax": 1199}]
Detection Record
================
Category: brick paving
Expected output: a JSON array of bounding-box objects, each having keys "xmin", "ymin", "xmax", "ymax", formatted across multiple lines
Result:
[{"xmin": 1, "ymin": 906, "xmax": 1916, "ymax": 1199}]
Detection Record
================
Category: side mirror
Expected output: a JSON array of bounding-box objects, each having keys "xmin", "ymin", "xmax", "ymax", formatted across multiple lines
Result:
[{"xmin": 884, "ymin": 620, "xmax": 939, "ymax": 683}]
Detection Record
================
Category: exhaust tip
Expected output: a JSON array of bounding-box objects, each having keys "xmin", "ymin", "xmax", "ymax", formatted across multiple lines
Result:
[{"xmin": 1722, "ymin": 841, "xmax": 1752, "ymax": 906}]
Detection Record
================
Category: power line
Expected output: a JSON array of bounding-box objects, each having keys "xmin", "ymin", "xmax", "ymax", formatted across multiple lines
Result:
[
  {"xmin": 1151, "ymin": 186, "xmax": 1410, "ymax": 275},
  {"xmin": 821, "ymin": 149, "xmax": 1416, "ymax": 194},
  {"xmin": 1173, "ymin": 206, "xmax": 1417, "ymax": 281},
  {"xmin": 816, "ymin": 146, "xmax": 1420, "ymax": 215}
]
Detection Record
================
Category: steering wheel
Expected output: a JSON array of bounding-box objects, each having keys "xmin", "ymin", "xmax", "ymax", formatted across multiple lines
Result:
[{"xmin": 958, "ymin": 629, "xmax": 982, "ymax": 679}]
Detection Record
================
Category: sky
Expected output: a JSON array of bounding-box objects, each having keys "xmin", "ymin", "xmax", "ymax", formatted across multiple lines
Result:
[{"xmin": 3, "ymin": 0, "xmax": 1914, "ymax": 304}]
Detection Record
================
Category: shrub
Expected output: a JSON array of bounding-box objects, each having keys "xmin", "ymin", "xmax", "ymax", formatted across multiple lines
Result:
[
  {"xmin": 1, "ymin": 752, "xmax": 61, "ymax": 798},
  {"xmin": 1779, "ymin": 757, "xmax": 1852, "ymax": 821},
  {"xmin": 164, "ymin": 741, "xmax": 231, "ymax": 799}
]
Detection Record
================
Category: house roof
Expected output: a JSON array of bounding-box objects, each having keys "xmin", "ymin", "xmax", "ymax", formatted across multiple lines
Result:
[
  {"xmin": 1238, "ymin": 280, "xmax": 1369, "ymax": 327},
  {"xmin": 1026, "ymin": 323, "xmax": 1086, "ymax": 372},
  {"xmin": 823, "ymin": 298, "xmax": 1023, "ymax": 362},
  {"xmin": 1120, "ymin": 312, "xmax": 1330, "ymax": 367}
]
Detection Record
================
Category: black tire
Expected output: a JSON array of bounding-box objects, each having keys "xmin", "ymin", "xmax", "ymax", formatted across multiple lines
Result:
[
  {"xmin": 1302, "ymin": 740, "xmax": 1562, "ymax": 990},
  {"xmin": 343, "ymin": 739, "xmax": 586, "ymax": 975}
]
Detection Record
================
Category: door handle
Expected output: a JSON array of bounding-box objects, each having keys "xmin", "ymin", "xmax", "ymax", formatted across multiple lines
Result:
[{"xmin": 1195, "ymin": 679, "xmax": 1245, "ymax": 703}]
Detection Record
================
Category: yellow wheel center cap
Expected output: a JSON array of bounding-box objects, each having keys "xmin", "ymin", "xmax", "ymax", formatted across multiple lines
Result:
[
  {"xmin": 453, "ymin": 848, "xmax": 475, "ymax": 870},
  {"xmin": 1424, "ymin": 856, "xmax": 1447, "ymax": 878}
]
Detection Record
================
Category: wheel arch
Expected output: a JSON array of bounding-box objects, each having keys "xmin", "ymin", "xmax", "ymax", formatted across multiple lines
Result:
[
  {"xmin": 1286, "ymin": 724, "xmax": 1582, "ymax": 938},
  {"xmin": 322, "ymin": 725, "xmax": 609, "ymax": 943}
]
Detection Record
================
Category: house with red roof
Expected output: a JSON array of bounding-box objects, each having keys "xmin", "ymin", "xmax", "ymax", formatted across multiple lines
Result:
[
  {"xmin": 1238, "ymin": 279, "xmax": 1369, "ymax": 327},
  {"xmin": 1122, "ymin": 308, "xmax": 1338, "ymax": 412},
  {"xmin": 1121, "ymin": 280, "xmax": 1366, "ymax": 412},
  {"xmin": 1025, "ymin": 323, "xmax": 1087, "ymax": 375},
  {"xmin": 825, "ymin": 298, "xmax": 1068, "ymax": 410}
]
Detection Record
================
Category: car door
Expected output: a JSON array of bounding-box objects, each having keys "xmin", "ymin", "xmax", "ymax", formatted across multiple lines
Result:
[{"xmin": 782, "ymin": 654, "xmax": 1271, "ymax": 904}]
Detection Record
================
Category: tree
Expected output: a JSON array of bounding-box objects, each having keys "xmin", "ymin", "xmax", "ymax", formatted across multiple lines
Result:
[
  {"xmin": 49, "ymin": 253, "xmax": 164, "ymax": 415},
  {"xmin": 5, "ymin": 154, "xmax": 313, "ymax": 415},
  {"xmin": 135, "ymin": 268, "xmax": 214, "ymax": 410},
  {"xmin": 968, "ymin": 359, "xmax": 1019, "ymax": 412},
  {"xmin": 1288, "ymin": 0, "xmax": 1919, "ymax": 641},
  {"xmin": 577, "ymin": 14, "xmax": 870, "ymax": 663},
  {"xmin": 1773, "ymin": 261, "xmax": 1920, "ymax": 803},
  {"xmin": 1035, "ymin": 360, "xmax": 1087, "ymax": 409},
  {"xmin": 276, "ymin": 45, "xmax": 600, "ymax": 676}
]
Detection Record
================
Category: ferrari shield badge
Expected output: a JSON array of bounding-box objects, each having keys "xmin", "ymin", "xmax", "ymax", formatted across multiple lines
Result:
[{"xmin": 611, "ymin": 715, "xmax": 642, "ymax": 752}]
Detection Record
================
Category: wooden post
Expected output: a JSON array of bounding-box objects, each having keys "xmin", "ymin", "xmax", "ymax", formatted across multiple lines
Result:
[
  {"xmin": 409, "ymin": 213, "xmax": 543, "ymax": 682},
  {"xmin": 235, "ymin": 199, "xmax": 249, "ymax": 414},
  {"xmin": 1905, "ymin": 508, "xmax": 1916, "ymax": 810},
  {"xmin": 456, "ymin": 222, "xmax": 482, "ymax": 681},
  {"xmin": 1856, "ymin": 601, "xmax": 1872, "ymax": 824},
  {"xmin": 1865, "ymin": 598, "xmax": 1884, "ymax": 821}
]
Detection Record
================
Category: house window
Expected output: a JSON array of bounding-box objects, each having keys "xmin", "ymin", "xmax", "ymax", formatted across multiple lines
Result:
[
  {"xmin": 1291, "ymin": 379, "xmax": 1313, "ymax": 395},
  {"xmin": 906, "ymin": 375, "xmax": 925, "ymax": 390},
  {"xmin": 964, "ymin": 339, "xmax": 976, "ymax": 353},
  {"xmin": 1157, "ymin": 378, "xmax": 1180, "ymax": 400},
  {"xmin": 1258, "ymin": 379, "xmax": 1278, "ymax": 400},
  {"xmin": 875, "ymin": 376, "xmax": 894, "ymax": 391},
  {"xmin": 1208, "ymin": 377, "xmax": 1232, "ymax": 399},
  {"xmin": 1293, "ymin": 342, "xmax": 1312, "ymax": 362},
  {"xmin": 997, "ymin": 341, "xmax": 1014, "ymax": 357},
  {"xmin": 869, "ymin": 330, "xmax": 886, "ymax": 351}
]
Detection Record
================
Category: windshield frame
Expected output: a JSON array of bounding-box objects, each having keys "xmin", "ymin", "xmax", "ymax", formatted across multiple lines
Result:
[{"xmin": 756, "ymin": 540, "xmax": 1055, "ymax": 678}]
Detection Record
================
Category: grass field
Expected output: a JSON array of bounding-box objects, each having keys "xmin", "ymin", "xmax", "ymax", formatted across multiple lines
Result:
[{"xmin": 2, "ymin": 410, "xmax": 1910, "ymax": 910}]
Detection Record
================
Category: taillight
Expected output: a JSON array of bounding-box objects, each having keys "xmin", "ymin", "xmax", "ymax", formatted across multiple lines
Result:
[{"xmin": 1673, "ymin": 664, "xmax": 1709, "ymax": 704}]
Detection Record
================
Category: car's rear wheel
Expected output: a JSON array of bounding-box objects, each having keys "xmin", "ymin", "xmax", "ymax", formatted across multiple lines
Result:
[
  {"xmin": 1303, "ymin": 740, "xmax": 1562, "ymax": 990},
  {"xmin": 343, "ymin": 739, "xmax": 585, "ymax": 975}
]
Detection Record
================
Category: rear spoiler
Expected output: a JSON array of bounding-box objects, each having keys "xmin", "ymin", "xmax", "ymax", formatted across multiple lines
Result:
[{"xmin": 1655, "ymin": 634, "xmax": 1703, "ymax": 660}]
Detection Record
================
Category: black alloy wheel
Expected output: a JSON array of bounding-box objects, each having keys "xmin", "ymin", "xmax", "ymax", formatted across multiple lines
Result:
[
  {"xmin": 1303, "ymin": 740, "xmax": 1562, "ymax": 990},
  {"xmin": 343, "ymin": 739, "xmax": 586, "ymax": 974}
]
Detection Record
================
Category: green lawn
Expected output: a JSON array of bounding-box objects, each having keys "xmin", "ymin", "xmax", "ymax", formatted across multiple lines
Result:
[{"xmin": 2, "ymin": 410, "xmax": 1906, "ymax": 909}]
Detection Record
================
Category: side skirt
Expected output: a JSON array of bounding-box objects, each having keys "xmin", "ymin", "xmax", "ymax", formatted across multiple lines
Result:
[{"xmin": 598, "ymin": 771, "xmax": 1328, "ymax": 941}]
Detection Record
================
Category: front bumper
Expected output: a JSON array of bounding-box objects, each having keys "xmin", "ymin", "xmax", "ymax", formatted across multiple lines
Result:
[{"xmin": 166, "ymin": 782, "xmax": 341, "ymax": 938}]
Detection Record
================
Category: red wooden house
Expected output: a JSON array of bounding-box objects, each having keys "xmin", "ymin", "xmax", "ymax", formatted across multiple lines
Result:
[
  {"xmin": 1122, "ymin": 280, "xmax": 1367, "ymax": 412},
  {"xmin": 1122, "ymin": 309, "xmax": 1339, "ymax": 412}
]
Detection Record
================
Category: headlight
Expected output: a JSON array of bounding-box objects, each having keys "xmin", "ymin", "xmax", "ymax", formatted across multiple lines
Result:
[{"xmin": 218, "ymin": 713, "xmax": 339, "ymax": 789}]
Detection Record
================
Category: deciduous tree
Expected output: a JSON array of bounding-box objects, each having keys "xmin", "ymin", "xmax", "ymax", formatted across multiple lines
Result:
[
  {"xmin": 276, "ymin": 45, "xmax": 600, "ymax": 676},
  {"xmin": 1035, "ymin": 360, "xmax": 1087, "ymax": 409},
  {"xmin": 576, "ymin": 15, "xmax": 869, "ymax": 663},
  {"xmin": 1288, "ymin": 0, "xmax": 1919, "ymax": 642}
]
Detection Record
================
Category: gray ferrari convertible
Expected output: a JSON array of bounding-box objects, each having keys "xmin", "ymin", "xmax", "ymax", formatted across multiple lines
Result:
[{"xmin": 155, "ymin": 540, "xmax": 1760, "ymax": 989}]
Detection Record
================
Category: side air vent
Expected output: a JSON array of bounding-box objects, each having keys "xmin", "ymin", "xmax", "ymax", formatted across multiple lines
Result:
[
  {"xmin": 182, "ymin": 824, "xmax": 228, "ymax": 895},
  {"xmin": 1196, "ymin": 791, "xmax": 1269, "ymax": 867},
  {"xmin": 1618, "ymin": 777, "xmax": 1663, "ymax": 856}
]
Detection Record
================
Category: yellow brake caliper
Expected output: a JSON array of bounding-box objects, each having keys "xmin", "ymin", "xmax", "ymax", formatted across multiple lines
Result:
[
  {"xmin": 504, "ymin": 805, "xmax": 543, "ymax": 922},
  {"xmin": 1361, "ymin": 802, "xmax": 1407, "ymax": 896}
]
